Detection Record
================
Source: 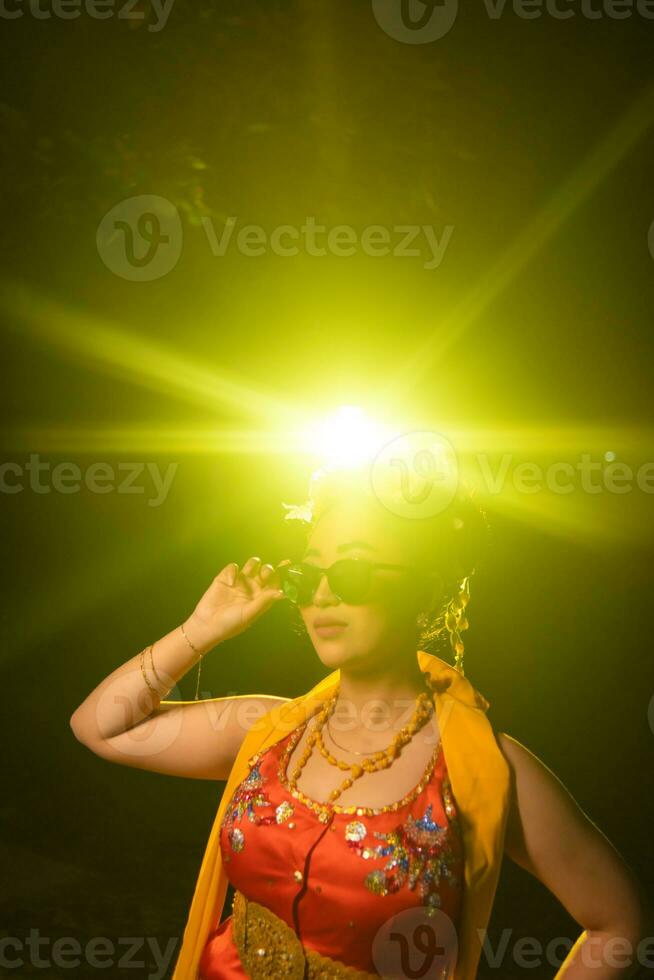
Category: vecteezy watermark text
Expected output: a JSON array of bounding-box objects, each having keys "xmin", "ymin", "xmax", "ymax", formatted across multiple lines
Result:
[
  {"xmin": 88, "ymin": 677, "xmax": 451, "ymax": 760},
  {"xmin": 0, "ymin": 0, "xmax": 175, "ymax": 31},
  {"xmin": 0, "ymin": 929, "xmax": 177, "ymax": 979},
  {"xmin": 475, "ymin": 452, "xmax": 654, "ymax": 496},
  {"xmin": 0, "ymin": 454, "xmax": 177, "ymax": 507},
  {"xmin": 480, "ymin": 928, "xmax": 654, "ymax": 970},
  {"xmin": 369, "ymin": 432, "xmax": 654, "ymax": 522},
  {"xmin": 372, "ymin": 0, "xmax": 654, "ymax": 44},
  {"xmin": 201, "ymin": 216, "xmax": 454, "ymax": 270},
  {"xmin": 96, "ymin": 196, "xmax": 455, "ymax": 280}
]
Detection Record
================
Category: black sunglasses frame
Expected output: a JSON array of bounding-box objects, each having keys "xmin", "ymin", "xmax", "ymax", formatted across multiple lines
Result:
[{"xmin": 278, "ymin": 557, "xmax": 416, "ymax": 606}]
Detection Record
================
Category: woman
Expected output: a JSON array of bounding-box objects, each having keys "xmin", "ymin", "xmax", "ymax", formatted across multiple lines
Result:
[{"xmin": 70, "ymin": 462, "xmax": 650, "ymax": 979}]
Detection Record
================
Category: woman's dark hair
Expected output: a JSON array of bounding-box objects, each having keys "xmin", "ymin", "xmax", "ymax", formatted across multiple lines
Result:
[{"xmin": 281, "ymin": 459, "xmax": 492, "ymax": 667}]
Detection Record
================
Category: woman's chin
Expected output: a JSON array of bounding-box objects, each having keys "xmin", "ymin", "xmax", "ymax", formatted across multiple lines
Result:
[{"xmin": 313, "ymin": 641, "xmax": 355, "ymax": 666}]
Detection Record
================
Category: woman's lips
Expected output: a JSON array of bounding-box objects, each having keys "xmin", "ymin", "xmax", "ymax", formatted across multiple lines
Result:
[{"xmin": 314, "ymin": 623, "xmax": 348, "ymax": 639}]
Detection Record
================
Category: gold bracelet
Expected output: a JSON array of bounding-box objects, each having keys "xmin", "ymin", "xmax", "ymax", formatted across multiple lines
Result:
[
  {"xmin": 180, "ymin": 622, "xmax": 204, "ymax": 702},
  {"xmin": 180, "ymin": 621, "xmax": 200, "ymax": 653},
  {"xmin": 148, "ymin": 641, "xmax": 165, "ymax": 686},
  {"xmin": 139, "ymin": 645, "xmax": 160, "ymax": 697}
]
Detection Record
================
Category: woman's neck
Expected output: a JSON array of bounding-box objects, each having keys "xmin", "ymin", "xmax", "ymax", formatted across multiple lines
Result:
[{"xmin": 332, "ymin": 655, "xmax": 431, "ymax": 732}]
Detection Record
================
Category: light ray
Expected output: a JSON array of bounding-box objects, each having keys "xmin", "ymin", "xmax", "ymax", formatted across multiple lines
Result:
[
  {"xmin": 0, "ymin": 279, "xmax": 301, "ymax": 424},
  {"xmin": 2, "ymin": 425, "xmax": 307, "ymax": 455},
  {"xmin": 8, "ymin": 421, "xmax": 651, "ymax": 459},
  {"xmin": 475, "ymin": 478, "xmax": 646, "ymax": 548},
  {"xmin": 390, "ymin": 80, "xmax": 654, "ymax": 393},
  {"xmin": 2, "ymin": 509, "xmax": 209, "ymax": 666}
]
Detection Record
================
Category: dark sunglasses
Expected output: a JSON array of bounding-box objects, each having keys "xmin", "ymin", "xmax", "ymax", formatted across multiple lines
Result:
[{"xmin": 278, "ymin": 557, "xmax": 415, "ymax": 606}]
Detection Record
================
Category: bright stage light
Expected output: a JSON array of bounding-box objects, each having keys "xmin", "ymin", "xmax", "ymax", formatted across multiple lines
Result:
[{"xmin": 300, "ymin": 405, "xmax": 395, "ymax": 467}]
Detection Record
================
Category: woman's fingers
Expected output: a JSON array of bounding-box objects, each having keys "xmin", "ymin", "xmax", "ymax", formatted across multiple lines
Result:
[
  {"xmin": 266, "ymin": 558, "xmax": 292, "ymax": 591},
  {"xmin": 242, "ymin": 556, "xmax": 262, "ymax": 577},
  {"xmin": 251, "ymin": 557, "xmax": 292, "ymax": 593},
  {"xmin": 242, "ymin": 556, "xmax": 278, "ymax": 598},
  {"xmin": 216, "ymin": 556, "xmax": 292, "ymax": 594},
  {"xmin": 216, "ymin": 562, "xmax": 239, "ymax": 586}
]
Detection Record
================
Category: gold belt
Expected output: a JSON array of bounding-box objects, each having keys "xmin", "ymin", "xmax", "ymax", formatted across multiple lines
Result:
[{"xmin": 231, "ymin": 888, "xmax": 379, "ymax": 979}]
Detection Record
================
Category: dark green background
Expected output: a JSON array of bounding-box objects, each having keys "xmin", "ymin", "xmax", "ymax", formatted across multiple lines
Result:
[{"xmin": 1, "ymin": 1, "xmax": 653, "ymax": 977}]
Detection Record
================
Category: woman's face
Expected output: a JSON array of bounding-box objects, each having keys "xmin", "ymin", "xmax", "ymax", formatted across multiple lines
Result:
[{"xmin": 298, "ymin": 500, "xmax": 431, "ymax": 673}]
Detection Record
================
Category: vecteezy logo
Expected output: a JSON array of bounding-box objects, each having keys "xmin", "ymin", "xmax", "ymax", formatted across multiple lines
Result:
[
  {"xmin": 371, "ymin": 430, "xmax": 459, "ymax": 520},
  {"xmin": 372, "ymin": 0, "xmax": 459, "ymax": 43},
  {"xmin": 372, "ymin": 906, "xmax": 458, "ymax": 978},
  {"xmin": 96, "ymin": 195, "xmax": 183, "ymax": 281}
]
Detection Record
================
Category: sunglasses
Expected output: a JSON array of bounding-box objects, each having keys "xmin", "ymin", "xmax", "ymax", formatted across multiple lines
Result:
[{"xmin": 278, "ymin": 557, "xmax": 416, "ymax": 606}]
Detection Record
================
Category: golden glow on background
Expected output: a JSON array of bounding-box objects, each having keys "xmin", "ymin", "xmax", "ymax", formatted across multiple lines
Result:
[
  {"xmin": 2, "ymin": 1, "xmax": 652, "ymax": 934},
  {"xmin": 297, "ymin": 405, "xmax": 397, "ymax": 468},
  {"xmin": 1, "ymin": 74, "xmax": 653, "ymax": 670},
  {"xmin": 2, "ymin": 266, "xmax": 652, "ymax": 557}
]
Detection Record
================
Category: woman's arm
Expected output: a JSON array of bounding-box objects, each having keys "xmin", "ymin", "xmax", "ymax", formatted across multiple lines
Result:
[
  {"xmin": 496, "ymin": 732, "xmax": 652, "ymax": 979},
  {"xmin": 69, "ymin": 556, "xmax": 291, "ymax": 780}
]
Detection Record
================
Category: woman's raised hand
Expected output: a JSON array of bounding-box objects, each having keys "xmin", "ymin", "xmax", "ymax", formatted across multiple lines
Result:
[{"xmin": 184, "ymin": 557, "xmax": 292, "ymax": 653}]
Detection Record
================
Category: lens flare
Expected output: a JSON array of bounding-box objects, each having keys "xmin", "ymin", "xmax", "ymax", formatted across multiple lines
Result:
[{"xmin": 299, "ymin": 405, "xmax": 395, "ymax": 467}]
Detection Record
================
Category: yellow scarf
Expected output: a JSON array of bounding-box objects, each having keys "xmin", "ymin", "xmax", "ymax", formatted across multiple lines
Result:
[{"xmin": 170, "ymin": 650, "xmax": 511, "ymax": 979}]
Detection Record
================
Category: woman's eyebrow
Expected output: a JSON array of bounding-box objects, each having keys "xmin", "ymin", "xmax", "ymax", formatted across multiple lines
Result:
[{"xmin": 304, "ymin": 540, "xmax": 377, "ymax": 558}]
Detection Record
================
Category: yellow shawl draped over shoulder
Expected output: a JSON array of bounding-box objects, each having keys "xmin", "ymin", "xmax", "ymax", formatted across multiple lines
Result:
[{"xmin": 171, "ymin": 650, "xmax": 511, "ymax": 979}]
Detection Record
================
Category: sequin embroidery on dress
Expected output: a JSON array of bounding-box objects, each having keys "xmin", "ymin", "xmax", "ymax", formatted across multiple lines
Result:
[
  {"xmin": 220, "ymin": 758, "xmax": 295, "ymax": 853},
  {"xmin": 202, "ymin": 725, "xmax": 465, "ymax": 978},
  {"xmin": 344, "ymin": 772, "xmax": 461, "ymax": 914}
]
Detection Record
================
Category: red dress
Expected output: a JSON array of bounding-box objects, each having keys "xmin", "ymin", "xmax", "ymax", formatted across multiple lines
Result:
[{"xmin": 199, "ymin": 718, "xmax": 464, "ymax": 978}]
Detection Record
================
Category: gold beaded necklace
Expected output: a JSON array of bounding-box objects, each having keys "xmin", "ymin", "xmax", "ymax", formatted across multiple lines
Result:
[{"xmin": 287, "ymin": 671, "xmax": 436, "ymax": 805}]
